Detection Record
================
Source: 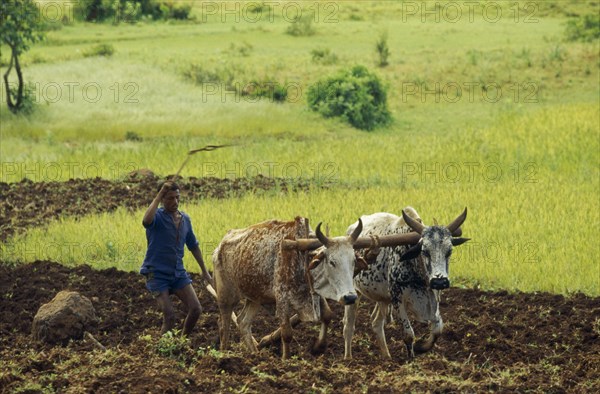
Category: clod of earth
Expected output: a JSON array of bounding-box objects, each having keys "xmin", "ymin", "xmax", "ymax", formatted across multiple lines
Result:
[{"xmin": 31, "ymin": 290, "xmax": 98, "ymax": 344}]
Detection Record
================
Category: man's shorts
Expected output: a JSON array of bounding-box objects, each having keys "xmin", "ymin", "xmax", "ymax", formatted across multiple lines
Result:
[{"xmin": 144, "ymin": 271, "xmax": 192, "ymax": 297}]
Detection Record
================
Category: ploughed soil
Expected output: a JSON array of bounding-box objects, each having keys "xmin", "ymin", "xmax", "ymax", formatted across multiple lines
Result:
[
  {"xmin": 1, "ymin": 260, "xmax": 599, "ymax": 393},
  {"xmin": 0, "ymin": 173, "xmax": 318, "ymax": 242}
]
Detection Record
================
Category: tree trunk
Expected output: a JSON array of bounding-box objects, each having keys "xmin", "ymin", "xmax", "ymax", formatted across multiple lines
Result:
[{"xmin": 3, "ymin": 45, "xmax": 24, "ymax": 114}]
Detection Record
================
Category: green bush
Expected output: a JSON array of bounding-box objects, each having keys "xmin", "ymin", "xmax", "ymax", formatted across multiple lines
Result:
[
  {"xmin": 74, "ymin": 0, "xmax": 192, "ymax": 22},
  {"xmin": 307, "ymin": 65, "xmax": 392, "ymax": 131},
  {"xmin": 286, "ymin": 14, "xmax": 316, "ymax": 36},
  {"xmin": 311, "ymin": 48, "xmax": 338, "ymax": 65},
  {"xmin": 160, "ymin": 1, "xmax": 192, "ymax": 20},
  {"xmin": 247, "ymin": 3, "xmax": 272, "ymax": 14},
  {"xmin": 83, "ymin": 43, "xmax": 115, "ymax": 57},
  {"xmin": 125, "ymin": 131, "xmax": 142, "ymax": 141},
  {"xmin": 375, "ymin": 32, "xmax": 390, "ymax": 67},
  {"xmin": 229, "ymin": 41, "xmax": 253, "ymax": 57},
  {"xmin": 565, "ymin": 14, "xmax": 600, "ymax": 42},
  {"xmin": 241, "ymin": 79, "xmax": 288, "ymax": 102},
  {"xmin": 182, "ymin": 63, "xmax": 239, "ymax": 90},
  {"xmin": 9, "ymin": 82, "xmax": 38, "ymax": 115}
]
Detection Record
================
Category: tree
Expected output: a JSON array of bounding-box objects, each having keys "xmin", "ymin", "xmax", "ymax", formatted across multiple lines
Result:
[{"xmin": 1, "ymin": 0, "xmax": 45, "ymax": 114}]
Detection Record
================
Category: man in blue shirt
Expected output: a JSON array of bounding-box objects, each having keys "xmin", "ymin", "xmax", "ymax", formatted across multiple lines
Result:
[{"xmin": 141, "ymin": 181, "xmax": 213, "ymax": 336}]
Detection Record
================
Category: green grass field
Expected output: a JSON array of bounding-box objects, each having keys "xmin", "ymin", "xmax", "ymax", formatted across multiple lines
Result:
[{"xmin": 1, "ymin": 1, "xmax": 598, "ymax": 295}]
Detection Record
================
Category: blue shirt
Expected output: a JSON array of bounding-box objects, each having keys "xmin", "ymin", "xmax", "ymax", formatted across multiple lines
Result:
[{"xmin": 140, "ymin": 207, "xmax": 200, "ymax": 277}]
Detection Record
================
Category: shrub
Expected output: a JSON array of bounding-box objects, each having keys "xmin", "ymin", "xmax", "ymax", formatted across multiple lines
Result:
[
  {"xmin": 565, "ymin": 14, "xmax": 600, "ymax": 42},
  {"xmin": 311, "ymin": 48, "xmax": 338, "ymax": 65},
  {"xmin": 307, "ymin": 65, "xmax": 391, "ymax": 131},
  {"xmin": 240, "ymin": 79, "xmax": 288, "ymax": 102},
  {"xmin": 125, "ymin": 131, "xmax": 142, "ymax": 141},
  {"xmin": 247, "ymin": 3, "xmax": 272, "ymax": 14},
  {"xmin": 182, "ymin": 63, "xmax": 239, "ymax": 90},
  {"xmin": 9, "ymin": 82, "xmax": 37, "ymax": 115},
  {"xmin": 83, "ymin": 43, "xmax": 115, "ymax": 57},
  {"xmin": 229, "ymin": 41, "xmax": 253, "ymax": 57},
  {"xmin": 375, "ymin": 32, "xmax": 390, "ymax": 67},
  {"xmin": 286, "ymin": 14, "xmax": 316, "ymax": 36},
  {"xmin": 74, "ymin": 0, "xmax": 192, "ymax": 22},
  {"xmin": 160, "ymin": 1, "xmax": 193, "ymax": 20}
]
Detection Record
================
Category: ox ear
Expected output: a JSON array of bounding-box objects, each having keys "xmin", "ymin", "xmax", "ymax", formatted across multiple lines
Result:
[
  {"xmin": 451, "ymin": 237, "xmax": 470, "ymax": 246},
  {"xmin": 400, "ymin": 242, "xmax": 422, "ymax": 262},
  {"xmin": 308, "ymin": 251, "xmax": 325, "ymax": 270},
  {"xmin": 354, "ymin": 256, "xmax": 369, "ymax": 276}
]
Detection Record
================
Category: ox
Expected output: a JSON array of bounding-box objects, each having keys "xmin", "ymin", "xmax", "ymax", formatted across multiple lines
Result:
[
  {"xmin": 213, "ymin": 216, "xmax": 365, "ymax": 359},
  {"xmin": 343, "ymin": 207, "xmax": 469, "ymax": 359}
]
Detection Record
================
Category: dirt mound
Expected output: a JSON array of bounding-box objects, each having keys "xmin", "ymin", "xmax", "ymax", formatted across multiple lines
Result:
[
  {"xmin": 1, "ymin": 261, "xmax": 598, "ymax": 393},
  {"xmin": 0, "ymin": 175, "xmax": 318, "ymax": 242}
]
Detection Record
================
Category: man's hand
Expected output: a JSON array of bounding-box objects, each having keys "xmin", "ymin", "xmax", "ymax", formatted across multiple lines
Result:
[
  {"xmin": 203, "ymin": 272, "xmax": 215, "ymax": 288},
  {"xmin": 158, "ymin": 181, "xmax": 173, "ymax": 198}
]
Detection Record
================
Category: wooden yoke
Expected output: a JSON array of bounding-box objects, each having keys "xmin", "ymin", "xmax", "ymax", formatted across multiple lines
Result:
[{"xmin": 282, "ymin": 232, "xmax": 423, "ymax": 251}]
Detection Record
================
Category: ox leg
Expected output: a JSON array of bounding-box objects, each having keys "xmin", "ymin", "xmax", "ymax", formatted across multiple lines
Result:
[
  {"xmin": 258, "ymin": 314, "xmax": 300, "ymax": 349},
  {"xmin": 395, "ymin": 303, "xmax": 416, "ymax": 359},
  {"xmin": 312, "ymin": 298, "xmax": 332, "ymax": 355},
  {"xmin": 218, "ymin": 301, "xmax": 234, "ymax": 351},
  {"xmin": 372, "ymin": 302, "xmax": 392, "ymax": 359},
  {"xmin": 215, "ymin": 269, "xmax": 237, "ymax": 351},
  {"xmin": 370, "ymin": 302, "xmax": 379, "ymax": 321},
  {"xmin": 370, "ymin": 303, "xmax": 395, "ymax": 325},
  {"xmin": 238, "ymin": 300, "xmax": 262, "ymax": 352},
  {"xmin": 343, "ymin": 300, "xmax": 359, "ymax": 360},
  {"xmin": 280, "ymin": 315, "xmax": 293, "ymax": 360}
]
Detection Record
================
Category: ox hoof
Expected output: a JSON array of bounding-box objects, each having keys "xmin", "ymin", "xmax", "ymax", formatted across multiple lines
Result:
[
  {"xmin": 414, "ymin": 335, "xmax": 436, "ymax": 354},
  {"xmin": 310, "ymin": 340, "xmax": 328, "ymax": 355}
]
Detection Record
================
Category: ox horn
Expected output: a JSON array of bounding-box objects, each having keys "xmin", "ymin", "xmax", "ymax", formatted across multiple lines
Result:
[
  {"xmin": 315, "ymin": 222, "xmax": 331, "ymax": 247},
  {"xmin": 349, "ymin": 218, "xmax": 363, "ymax": 244},
  {"xmin": 447, "ymin": 207, "xmax": 468, "ymax": 234},
  {"xmin": 402, "ymin": 210, "xmax": 426, "ymax": 235}
]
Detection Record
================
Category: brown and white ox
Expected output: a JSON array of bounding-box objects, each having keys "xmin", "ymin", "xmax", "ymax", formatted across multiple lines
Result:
[
  {"xmin": 343, "ymin": 207, "xmax": 469, "ymax": 360},
  {"xmin": 213, "ymin": 216, "xmax": 365, "ymax": 359}
]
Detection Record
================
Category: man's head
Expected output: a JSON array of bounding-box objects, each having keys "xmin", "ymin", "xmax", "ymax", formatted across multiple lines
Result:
[{"xmin": 158, "ymin": 181, "xmax": 180, "ymax": 212}]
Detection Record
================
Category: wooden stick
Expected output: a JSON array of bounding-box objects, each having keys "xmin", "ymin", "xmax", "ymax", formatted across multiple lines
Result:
[
  {"xmin": 171, "ymin": 144, "xmax": 235, "ymax": 182},
  {"xmin": 84, "ymin": 331, "xmax": 106, "ymax": 351}
]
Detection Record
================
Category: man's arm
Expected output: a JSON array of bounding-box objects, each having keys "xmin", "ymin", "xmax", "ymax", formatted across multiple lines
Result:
[
  {"xmin": 190, "ymin": 246, "xmax": 214, "ymax": 287},
  {"xmin": 143, "ymin": 181, "xmax": 171, "ymax": 226}
]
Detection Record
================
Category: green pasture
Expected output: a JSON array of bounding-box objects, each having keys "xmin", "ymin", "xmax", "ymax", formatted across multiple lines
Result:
[{"xmin": 1, "ymin": 1, "xmax": 598, "ymax": 295}]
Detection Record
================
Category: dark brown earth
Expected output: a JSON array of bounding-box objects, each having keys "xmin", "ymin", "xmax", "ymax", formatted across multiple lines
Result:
[
  {"xmin": 1, "ymin": 177, "xmax": 599, "ymax": 392},
  {"xmin": 0, "ymin": 173, "xmax": 320, "ymax": 242},
  {"xmin": 1, "ymin": 260, "xmax": 599, "ymax": 393}
]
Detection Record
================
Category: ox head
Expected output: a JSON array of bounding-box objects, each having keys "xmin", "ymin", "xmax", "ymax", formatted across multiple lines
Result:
[
  {"xmin": 307, "ymin": 219, "xmax": 364, "ymax": 305},
  {"xmin": 400, "ymin": 208, "xmax": 470, "ymax": 290}
]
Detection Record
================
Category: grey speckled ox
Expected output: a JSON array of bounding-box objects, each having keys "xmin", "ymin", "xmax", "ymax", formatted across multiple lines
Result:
[{"xmin": 344, "ymin": 207, "xmax": 469, "ymax": 360}]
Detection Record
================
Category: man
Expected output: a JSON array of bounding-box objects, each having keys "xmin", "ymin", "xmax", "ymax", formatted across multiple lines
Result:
[{"xmin": 140, "ymin": 180, "xmax": 213, "ymax": 336}]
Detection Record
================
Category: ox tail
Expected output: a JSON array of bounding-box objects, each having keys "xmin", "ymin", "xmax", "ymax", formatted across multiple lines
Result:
[{"xmin": 211, "ymin": 244, "xmax": 223, "ymax": 288}]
